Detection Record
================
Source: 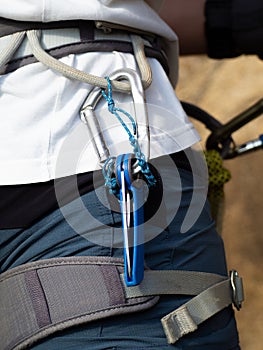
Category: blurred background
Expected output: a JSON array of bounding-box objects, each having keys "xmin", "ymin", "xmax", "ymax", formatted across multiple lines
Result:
[{"xmin": 176, "ymin": 54, "xmax": 263, "ymax": 350}]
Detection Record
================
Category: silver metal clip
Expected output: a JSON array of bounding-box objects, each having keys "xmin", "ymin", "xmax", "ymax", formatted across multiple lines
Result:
[
  {"xmin": 80, "ymin": 85, "xmax": 110, "ymax": 166},
  {"xmin": 80, "ymin": 68, "xmax": 150, "ymax": 167}
]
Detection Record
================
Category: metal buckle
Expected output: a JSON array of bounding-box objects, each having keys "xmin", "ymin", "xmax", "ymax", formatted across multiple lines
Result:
[{"xmin": 230, "ymin": 270, "xmax": 244, "ymax": 310}]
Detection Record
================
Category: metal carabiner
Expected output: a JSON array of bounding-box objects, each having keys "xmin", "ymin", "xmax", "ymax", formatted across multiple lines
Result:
[
  {"xmin": 116, "ymin": 153, "xmax": 145, "ymax": 286},
  {"xmin": 80, "ymin": 84, "xmax": 110, "ymax": 166},
  {"xmin": 80, "ymin": 68, "xmax": 150, "ymax": 166}
]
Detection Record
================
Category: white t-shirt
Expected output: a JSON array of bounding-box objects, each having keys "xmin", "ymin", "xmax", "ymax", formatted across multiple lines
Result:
[{"xmin": 0, "ymin": 0, "xmax": 200, "ymax": 185}]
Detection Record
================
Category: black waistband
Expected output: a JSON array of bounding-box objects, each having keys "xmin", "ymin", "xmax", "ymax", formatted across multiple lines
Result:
[{"xmin": 0, "ymin": 151, "xmax": 191, "ymax": 229}]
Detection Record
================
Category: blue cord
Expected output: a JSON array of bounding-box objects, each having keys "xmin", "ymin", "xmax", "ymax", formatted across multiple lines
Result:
[
  {"xmin": 101, "ymin": 77, "xmax": 137, "ymax": 138},
  {"xmin": 101, "ymin": 77, "xmax": 156, "ymax": 193}
]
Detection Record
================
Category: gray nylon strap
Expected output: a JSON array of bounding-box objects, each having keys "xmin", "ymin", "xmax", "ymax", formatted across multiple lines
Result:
[
  {"xmin": 121, "ymin": 270, "xmax": 226, "ymax": 298},
  {"xmin": 161, "ymin": 279, "xmax": 232, "ymax": 344},
  {"xmin": 122, "ymin": 269, "xmax": 236, "ymax": 344},
  {"xmin": 0, "ymin": 257, "xmax": 237, "ymax": 350}
]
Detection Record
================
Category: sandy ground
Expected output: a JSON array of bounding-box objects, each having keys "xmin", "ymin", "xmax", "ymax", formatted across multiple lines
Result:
[{"xmin": 176, "ymin": 55, "xmax": 263, "ymax": 350}]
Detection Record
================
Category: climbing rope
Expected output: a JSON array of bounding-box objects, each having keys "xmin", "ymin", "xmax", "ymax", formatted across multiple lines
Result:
[
  {"xmin": 25, "ymin": 30, "xmax": 152, "ymax": 93},
  {"xmin": 0, "ymin": 31, "xmax": 26, "ymax": 68}
]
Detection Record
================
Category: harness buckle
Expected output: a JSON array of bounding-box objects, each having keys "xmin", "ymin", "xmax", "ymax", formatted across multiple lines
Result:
[{"xmin": 230, "ymin": 270, "xmax": 244, "ymax": 310}]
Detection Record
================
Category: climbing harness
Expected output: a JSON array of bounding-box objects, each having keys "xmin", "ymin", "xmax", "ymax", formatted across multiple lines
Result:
[
  {"xmin": 0, "ymin": 257, "xmax": 244, "ymax": 350},
  {"xmin": 0, "ymin": 20, "xmax": 245, "ymax": 349},
  {"xmin": 0, "ymin": 18, "xmax": 171, "ymax": 91}
]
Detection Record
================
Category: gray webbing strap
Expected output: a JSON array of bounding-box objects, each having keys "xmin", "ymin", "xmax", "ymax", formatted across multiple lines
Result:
[
  {"xmin": 122, "ymin": 269, "xmax": 243, "ymax": 344},
  {"xmin": 121, "ymin": 270, "xmax": 226, "ymax": 298},
  {"xmin": 161, "ymin": 279, "xmax": 232, "ymax": 344},
  {"xmin": 0, "ymin": 257, "xmax": 243, "ymax": 350}
]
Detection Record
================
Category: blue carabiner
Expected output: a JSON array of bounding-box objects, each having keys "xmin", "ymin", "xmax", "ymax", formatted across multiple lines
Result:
[{"xmin": 116, "ymin": 154, "xmax": 145, "ymax": 286}]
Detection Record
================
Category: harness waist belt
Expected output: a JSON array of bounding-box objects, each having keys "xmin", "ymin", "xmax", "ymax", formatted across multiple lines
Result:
[
  {"xmin": 0, "ymin": 256, "xmax": 244, "ymax": 350},
  {"xmin": 0, "ymin": 18, "xmax": 169, "ymax": 76}
]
